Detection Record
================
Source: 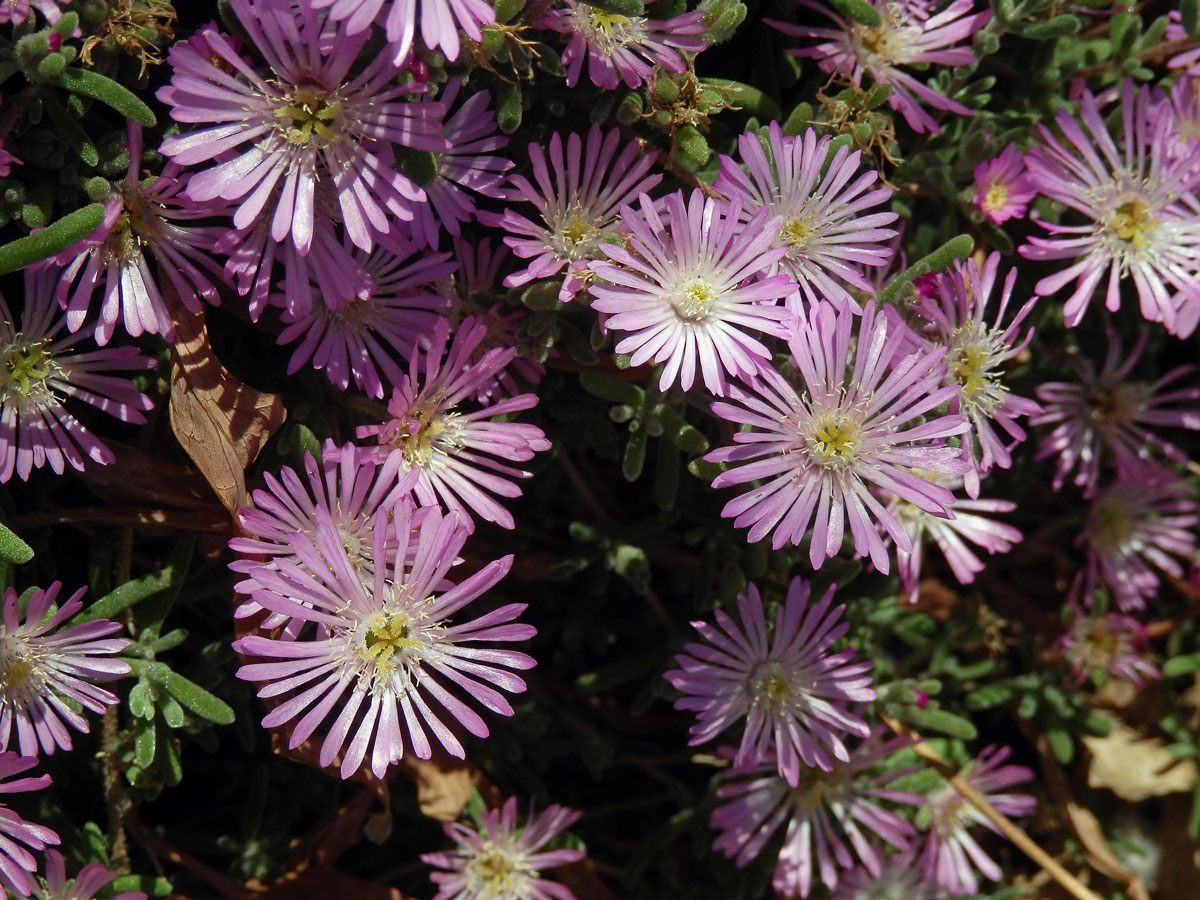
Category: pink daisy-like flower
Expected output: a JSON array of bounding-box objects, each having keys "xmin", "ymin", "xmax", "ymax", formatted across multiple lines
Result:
[
  {"xmin": 714, "ymin": 122, "xmax": 897, "ymax": 310},
  {"xmin": 972, "ymin": 144, "xmax": 1035, "ymax": 225},
  {"xmin": 920, "ymin": 745, "xmax": 1035, "ymax": 896},
  {"xmin": 711, "ymin": 730, "xmax": 923, "ymax": 898},
  {"xmin": 664, "ymin": 577, "xmax": 874, "ymax": 780},
  {"xmin": 477, "ymin": 124, "xmax": 662, "ymax": 301},
  {"xmin": 1055, "ymin": 609, "xmax": 1160, "ymax": 689},
  {"xmin": 833, "ymin": 848, "xmax": 940, "ymax": 900},
  {"xmin": 157, "ymin": 5, "xmax": 446, "ymax": 256},
  {"xmin": 276, "ymin": 233, "xmax": 456, "ymax": 398},
  {"xmin": 0, "ymin": 266, "xmax": 155, "ymax": 484},
  {"xmin": 32, "ymin": 850, "xmax": 146, "ymax": 900},
  {"xmin": 0, "ymin": 753, "xmax": 59, "ymax": 897},
  {"xmin": 589, "ymin": 190, "xmax": 795, "ymax": 395},
  {"xmin": 538, "ymin": 0, "xmax": 706, "ymax": 91},
  {"xmin": 235, "ymin": 501, "xmax": 536, "ymax": 779},
  {"xmin": 770, "ymin": 0, "xmax": 991, "ymax": 134},
  {"xmin": 909, "ymin": 252, "xmax": 1040, "ymax": 496},
  {"xmin": 1019, "ymin": 79, "xmax": 1200, "ymax": 336},
  {"xmin": 0, "ymin": 582, "xmax": 130, "ymax": 758},
  {"xmin": 1151, "ymin": 76, "xmax": 1200, "ymax": 172},
  {"xmin": 309, "ymin": 0, "xmax": 495, "ymax": 64},
  {"xmin": 1074, "ymin": 468, "xmax": 1199, "ymax": 612},
  {"xmin": 706, "ymin": 299, "xmax": 969, "ymax": 573},
  {"xmin": 1032, "ymin": 328, "xmax": 1200, "ymax": 496},
  {"xmin": 421, "ymin": 796, "xmax": 585, "ymax": 900},
  {"xmin": 356, "ymin": 316, "xmax": 551, "ymax": 530},
  {"xmin": 56, "ymin": 123, "xmax": 229, "ymax": 345}
]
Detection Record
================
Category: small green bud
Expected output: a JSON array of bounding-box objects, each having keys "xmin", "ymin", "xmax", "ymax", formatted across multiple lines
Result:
[
  {"xmin": 81, "ymin": 0, "xmax": 109, "ymax": 25},
  {"xmin": 493, "ymin": 0, "xmax": 524, "ymax": 22},
  {"xmin": 697, "ymin": 0, "xmax": 746, "ymax": 45},
  {"xmin": 653, "ymin": 72, "xmax": 680, "ymax": 104},
  {"xmin": 37, "ymin": 52, "xmax": 67, "ymax": 78},
  {"xmin": 84, "ymin": 176, "xmax": 111, "ymax": 202},
  {"xmin": 674, "ymin": 124, "xmax": 710, "ymax": 168}
]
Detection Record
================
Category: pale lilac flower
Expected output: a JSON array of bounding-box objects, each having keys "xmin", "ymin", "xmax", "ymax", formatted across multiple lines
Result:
[
  {"xmin": 421, "ymin": 796, "xmax": 585, "ymax": 900},
  {"xmin": 833, "ymin": 848, "xmax": 941, "ymax": 900},
  {"xmin": 1151, "ymin": 75, "xmax": 1200, "ymax": 173},
  {"xmin": 235, "ymin": 501, "xmax": 536, "ymax": 779},
  {"xmin": 276, "ymin": 233, "xmax": 456, "ymax": 398},
  {"xmin": 909, "ymin": 252, "xmax": 1040, "ymax": 496},
  {"xmin": 538, "ymin": 0, "xmax": 706, "ymax": 90},
  {"xmin": 770, "ymin": 0, "xmax": 991, "ymax": 134},
  {"xmin": 589, "ymin": 190, "xmax": 795, "ymax": 394},
  {"xmin": 32, "ymin": 851, "xmax": 146, "ymax": 900},
  {"xmin": 1055, "ymin": 609, "xmax": 1160, "ymax": 689},
  {"xmin": 1075, "ymin": 468, "xmax": 1199, "ymax": 612},
  {"xmin": 1166, "ymin": 11, "xmax": 1200, "ymax": 75},
  {"xmin": 56, "ymin": 124, "xmax": 228, "ymax": 345},
  {"xmin": 711, "ymin": 730, "xmax": 923, "ymax": 898},
  {"xmin": 1019, "ymin": 79, "xmax": 1200, "ymax": 336},
  {"xmin": 0, "ymin": 0, "xmax": 66, "ymax": 25},
  {"xmin": 478, "ymin": 125, "xmax": 662, "ymax": 301},
  {"xmin": 356, "ymin": 317, "xmax": 551, "ymax": 530},
  {"xmin": 714, "ymin": 123, "xmax": 897, "ymax": 309},
  {"xmin": 706, "ymin": 299, "xmax": 969, "ymax": 573},
  {"xmin": 665, "ymin": 577, "xmax": 874, "ymax": 780},
  {"xmin": 0, "ymin": 754, "xmax": 58, "ymax": 897},
  {"xmin": 310, "ymin": 0, "xmax": 495, "ymax": 64},
  {"xmin": 1032, "ymin": 329, "xmax": 1200, "ymax": 496},
  {"xmin": 0, "ymin": 266, "xmax": 155, "ymax": 483},
  {"xmin": 972, "ymin": 144, "xmax": 1035, "ymax": 225},
  {"xmin": 883, "ymin": 473, "xmax": 1021, "ymax": 602},
  {"xmin": 157, "ymin": 6, "xmax": 446, "ymax": 255},
  {"xmin": 0, "ymin": 582, "xmax": 130, "ymax": 758},
  {"xmin": 920, "ymin": 745, "xmax": 1035, "ymax": 896}
]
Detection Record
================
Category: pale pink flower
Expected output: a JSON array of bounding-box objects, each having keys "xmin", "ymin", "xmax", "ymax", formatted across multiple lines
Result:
[{"xmin": 972, "ymin": 144, "xmax": 1035, "ymax": 225}]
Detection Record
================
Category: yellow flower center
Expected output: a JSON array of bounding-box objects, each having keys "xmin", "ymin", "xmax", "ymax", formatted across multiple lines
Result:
[
  {"xmin": 276, "ymin": 86, "xmax": 341, "ymax": 147},
  {"xmin": 807, "ymin": 412, "xmax": 861, "ymax": 469},
  {"xmin": 749, "ymin": 662, "xmax": 795, "ymax": 714},
  {"xmin": 582, "ymin": 9, "xmax": 638, "ymax": 53},
  {"xmin": 0, "ymin": 645, "xmax": 39, "ymax": 694},
  {"xmin": 945, "ymin": 323, "xmax": 1007, "ymax": 416},
  {"xmin": 390, "ymin": 399, "xmax": 458, "ymax": 469},
  {"xmin": 1109, "ymin": 195, "xmax": 1158, "ymax": 251},
  {"xmin": 982, "ymin": 182, "xmax": 1009, "ymax": 213},
  {"xmin": 360, "ymin": 611, "xmax": 424, "ymax": 673},
  {"xmin": 670, "ymin": 279, "xmax": 718, "ymax": 322},
  {"xmin": 464, "ymin": 843, "xmax": 537, "ymax": 899},
  {"xmin": 781, "ymin": 216, "xmax": 816, "ymax": 249},
  {"xmin": 0, "ymin": 339, "xmax": 53, "ymax": 403}
]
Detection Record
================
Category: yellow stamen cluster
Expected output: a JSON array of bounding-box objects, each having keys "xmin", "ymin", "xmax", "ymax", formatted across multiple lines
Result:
[
  {"xmin": 670, "ymin": 279, "xmax": 718, "ymax": 322},
  {"xmin": 464, "ymin": 843, "xmax": 537, "ymax": 899},
  {"xmin": 807, "ymin": 411, "xmax": 862, "ymax": 470},
  {"xmin": 276, "ymin": 87, "xmax": 342, "ymax": 147},
  {"xmin": 1108, "ymin": 195, "xmax": 1158, "ymax": 251},
  {"xmin": 0, "ymin": 339, "xmax": 54, "ymax": 404}
]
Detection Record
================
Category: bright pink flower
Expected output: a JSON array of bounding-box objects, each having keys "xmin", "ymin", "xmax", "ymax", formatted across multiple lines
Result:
[
  {"xmin": 972, "ymin": 144, "xmax": 1035, "ymax": 225},
  {"xmin": 0, "ymin": 753, "xmax": 59, "ymax": 897}
]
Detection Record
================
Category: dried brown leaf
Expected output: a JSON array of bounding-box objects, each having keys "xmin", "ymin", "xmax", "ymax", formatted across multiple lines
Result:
[
  {"xmin": 246, "ymin": 869, "xmax": 412, "ymax": 900},
  {"xmin": 1083, "ymin": 721, "xmax": 1198, "ymax": 801},
  {"xmin": 169, "ymin": 306, "xmax": 285, "ymax": 516},
  {"xmin": 400, "ymin": 754, "xmax": 478, "ymax": 822}
]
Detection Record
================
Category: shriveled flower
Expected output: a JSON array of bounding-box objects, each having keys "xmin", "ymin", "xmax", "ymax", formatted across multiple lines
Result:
[
  {"xmin": 1075, "ymin": 468, "xmax": 1199, "ymax": 612},
  {"xmin": 665, "ymin": 577, "xmax": 874, "ymax": 780},
  {"xmin": 0, "ymin": 753, "xmax": 59, "ymax": 897},
  {"xmin": 589, "ymin": 190, "xmax": 795, "ymax": 394},
  {"xmin": 920, "ymin": 745, "xmax": 1035, "ymax": 896},
  {"xmin": 309, "ymin": 0, "xmax": 495, "ymax": 64},
  {"xmin": 0, "ymin": 266, "xmax": 155, "ymax": 483},
  {"xmin": 235, "ymin": 502, "xmax": 536, "ymax": 778},
  {"xmin": 714, "ymin": 122, "xmax": 897, "ymax": 309},
  {"xmin": 1055, "ymin": 609, "xmax": 1160, "ymax": 689},
  {"xmin": 0, "ymin": 582, "xmax": 130, "ymax": 757},
  {"xmin": 706, "ymin": 299, "xmax": 969, "ymax": 573},
  {"xmin": 770, "ymin": 0, "xmax": 991, "ymax": 134},
  {"xmin": 972, "ymin": 144, "xmax": 1035, "ymax": 225},
  {"xmin": 538, "ymin": 0, "xmax": 706, "ymax": 90},
  {"xmin": 1032, "ymin": 328, "xmax": 1200, "ymax": 496},
  {"xmin": 1019, "ymin": 79, "xmax": 1200, "ymax": 336},
  {"xmin": 477, "ymin": 124, "xmax": 662, "ymax": 301},
  {"xmin": 711, "ymin": 730, "xmax": 923, "ymax": 898},
  {"xmin": 356, "ymin": 317, "xmax": 551, "ymax": 530},
  {"xmin": 32, "ymin": 850, "xmax": 147, "ymax": 900},
  {"xmin": 909, "ymin": 252, "xmax": 1040, "ymax": 496},
  {"xmin": 421, "ymin": 796, "xmax": 585, "ymax": 900},
  {"xmin": 157, "ymin": 6, "xmax": 446, "ymax": 256}
]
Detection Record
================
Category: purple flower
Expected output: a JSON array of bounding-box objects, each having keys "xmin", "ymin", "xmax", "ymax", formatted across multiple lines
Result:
[
  {"xmin": 589, "ymin": 190, "xmax": 795, "ymax": 395},
  {"xmin": 711, "ymin": 729, "xmax": 923, "ymax": 898},
  {"xmin": 538, "ymin": 0, "xmax": 706, "ymax": 90},
  {"xmin": 833, "ymin": 848, "xmax": 941, "ymax": 900},
  {"xmin": 276, "ymin": 233, "xmax": 456, "ymax": 398},
  {"xmin": 1019, "ymin": 79, "xmax": 1200, "ymax": 336},
  {"xmin": 421, "ymin": 796, "xmax": 585, "ymax": 900},
  {"xmin": 478, "ymin": 124, "xmax": 662, "ymax": 301},
  {"xmin": 665, "ymin": 577, "xmax": 874, "ymax": 780},
  {"xmin": 1032, "ymin": 328, "xmax": 1200, "ymax": 496},
  {"xmin": 0, "ymin": 582, "xmax": 130, "ymax": 758},
  {"xmin": 920, "ymin": 745, "xmax": 1035, "ymax": 896},
  {"xmin": 157, "ymin": 6, "xmax": 446, "ymax": 256},
  {"xmin": 909, "ymin": 252, "xmax": 1041, "ymax": 496},
  {"xmin": 706, "ymin": 299, "xmax": 969, "ymax": 573},
  {"xmin": 235, "ymin": 502, "xmax": 536, "ymax": 778},
  {"xmin": 356, "ymin": 317, "xmax": 551, "ymax": 530},
  {"xmin": 1166, "ymin": 11, "xmax": 1200, "ymax": 76},
  {"xmin": 0, "ymin": 266, "xmax": 155, "ymax": 483},
  {"xmin": 56, "ymin": 124, "xmax": 229, "ymax": 345},
  {"xmin": 770, "ymin": 0, "xmax": 991, "ymax": 134},
  {"xmin": 310, "ymin": 0, "xmax": 496, "ymax": 64},
  {"xmin": 714, "ymin": 123, "xmax": 897, "ymax": 309},
  {"xmin": 0, "ymin": 753, "xmax": 59, "ymax": 897},
  {"xmin": 1055, "ymin": 610, "xmax": 1160, "ymax": 689},
  {"xmin": 32, "ymin": 851, "xmax": 147, "ymax": 900},
  {"xmin": 0, "ymin": 0, "xmax": 66, "ymax": 25},
  {"xmin": 1075, "ymin": 468, "xmax": 1199, "ymax": 612},
  {"xmin": 972, "ymin": 144, "xmax": 1035, "ymax": 225}
]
